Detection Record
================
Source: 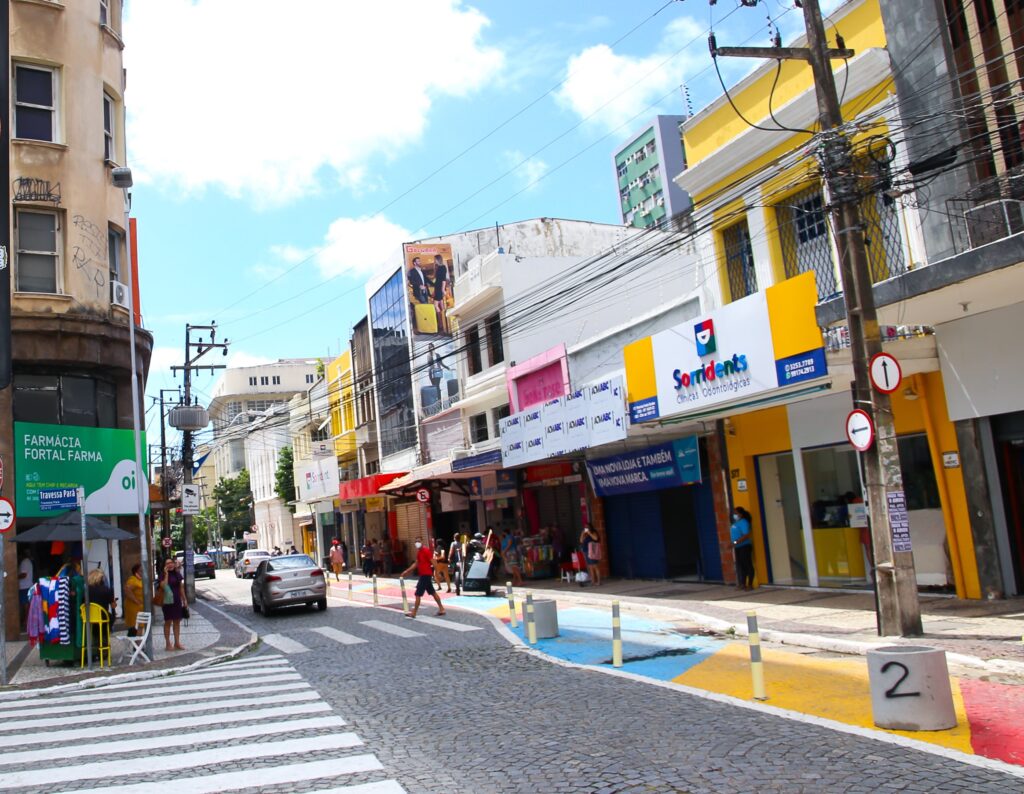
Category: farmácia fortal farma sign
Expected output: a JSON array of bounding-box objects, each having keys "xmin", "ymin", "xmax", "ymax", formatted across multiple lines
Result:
[{"xmin": 15, "ymin": 422, "xmax": 149, "ymax": 517}]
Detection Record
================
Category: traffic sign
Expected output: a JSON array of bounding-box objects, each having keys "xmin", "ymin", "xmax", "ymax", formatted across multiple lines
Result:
[
  {"xmin": 182, "ymin": 484, "xmax": 200, "ymax": 516},
  {"xmin": 0, "ymin": 498, "xmax": 14, "ymax": 533},
  {"xmin": 162, "ymin": 537, "xmax": 173, "ymax": 548},
  {"xmin": 846, "ymin": 409, "xmax": 875, "ymax": 452},
  {"xmin": 869, "ymin": 352, "xmax": 902, "ymax": 394},
  {"xmin": 415, "ymin": 488, "xmax": 430, "ymax": 503}
]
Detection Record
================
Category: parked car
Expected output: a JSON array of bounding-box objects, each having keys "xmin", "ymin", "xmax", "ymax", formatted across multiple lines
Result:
[
  {"xmin": 251, "ymin": 554, "xmax": 327, "ymax": 615},
  {"xmin": 174, "ymin": 551, "xmax": 217, "ymax": 579},
  {"xmin": 235, "ymin": 549, "xmax": 272, "ymax": 579}
]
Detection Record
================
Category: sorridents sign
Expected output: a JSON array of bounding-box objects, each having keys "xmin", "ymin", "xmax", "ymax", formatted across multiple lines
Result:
[
  {"xmin": 295, "ymin": 456, "xmax": 340, "ymax": 503},
  {"xmin": 624, "ymin": 272, "xmax": 826, "ymax": 424},
  {"xmin": 500, "ymin": 375, "xmax": 628, "ymax": 467},
  {"xmin": 15, "ymin": 421, "xmax": 149, "ymax": 517},
  {"xmin": 588, "ymin": 436, "xmax": 701, "ymax": 497}
]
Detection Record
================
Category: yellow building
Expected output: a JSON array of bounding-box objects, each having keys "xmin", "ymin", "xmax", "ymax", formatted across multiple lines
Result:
[
  {"xmin": 673, "ymin": 0, "xmax": 981, "ymax": 598},
  {"xmin": 327, "ymin": 351, "xmax": 357, "ymax": 473}
]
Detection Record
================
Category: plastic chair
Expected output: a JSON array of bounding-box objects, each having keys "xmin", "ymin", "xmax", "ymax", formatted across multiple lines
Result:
[
  {"xmin": 121, "ymin": 611, "xmax": 152, "ymax": 665},
  {"xmin": 79, "ymin": 603, "xmax": 111, "ymax": 668}
]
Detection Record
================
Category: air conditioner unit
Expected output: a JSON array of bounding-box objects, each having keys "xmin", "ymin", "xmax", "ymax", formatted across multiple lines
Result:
[
  {"xmin": 449, "ymin": 448, "xmax": 472, "ymax": 462},
  {"xmin": 111, "ymin": 280, "xmax": 129, "ymax": 309}
]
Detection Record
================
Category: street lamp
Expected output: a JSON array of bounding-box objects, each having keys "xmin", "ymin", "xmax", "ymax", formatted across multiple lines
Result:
[{"xmin": 111, "ymin": 166, "xmax": 154, "ymax": 660}]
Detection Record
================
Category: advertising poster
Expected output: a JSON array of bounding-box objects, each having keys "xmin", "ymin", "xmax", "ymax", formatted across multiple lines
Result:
[
  {"xmin": 413, "ymin": 338, "xmax": 459, "ymax": 420},
  {"xmin": 15, "ymin": 421, "xmax": 149, "ymax": 517},
  {"xmin": 404, "ymin": 242, "xmax": 454, "ymax": 338},
  {"xmin": 587, "ymin": 437, "xmax": 701, "ymax": 497}
]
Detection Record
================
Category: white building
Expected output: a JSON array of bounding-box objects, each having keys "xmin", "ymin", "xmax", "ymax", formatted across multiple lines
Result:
[{"xmin": 245, "ymin": 407, "xmax": 297, "ymax": 552}]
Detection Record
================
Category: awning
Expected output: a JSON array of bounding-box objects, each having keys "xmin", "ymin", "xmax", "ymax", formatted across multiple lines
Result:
[
  {"xmin": 380, "ymin": 459, "xmax": 453, "ymax": 492},
  {"xmin": 337, "ymin": 472, "xmax": 407, "ymax": 500}
]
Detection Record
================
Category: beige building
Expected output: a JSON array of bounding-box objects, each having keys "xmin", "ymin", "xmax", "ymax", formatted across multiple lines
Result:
[{"xmin": 2, "ymin": 0, "xmax": 153, "ymax": 640}]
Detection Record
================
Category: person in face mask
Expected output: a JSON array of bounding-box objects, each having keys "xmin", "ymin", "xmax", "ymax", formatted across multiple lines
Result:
[
  {"xmin": 730, "ymin": 507, "xmax": 755, "ymax": 590},
  {"xmin": 399, "ymin": 538, "xmax": 446, "ymax": 619}
]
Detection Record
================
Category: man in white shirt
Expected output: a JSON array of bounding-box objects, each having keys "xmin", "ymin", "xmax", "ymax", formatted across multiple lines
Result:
[{"xmin": 18, "ymin": 551, "xmax": 34, "ymax": 627}]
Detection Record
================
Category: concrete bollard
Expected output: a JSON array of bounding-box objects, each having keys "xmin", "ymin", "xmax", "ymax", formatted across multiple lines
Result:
[
  {"xmin": 867, "ymin": 646, "xmax": 957, "ymax": 731},
  {"xmin": 506, "ymin": 582, "xmax": 518, "ymax": 628},
  {"xmin": 372, "ymin": 575, "xmax": 379, "ymax": 606},
  {"xmin": 612, "ymin": 601, "xmax": 623, "ymax": 668},
  {"xmin": 746, "ymin": 611, "xmax": 767, "ymax": 701},
  {"xmin": 348, "ymin": 571, "xmax": 353, "ymax": 600},
  {"xmin": 525, "ymin": 592, "xmax": 537, "ymax": 645},
  {"xmin": 400, "ymin": 577, "xmax": 409, "ymax": 613}
]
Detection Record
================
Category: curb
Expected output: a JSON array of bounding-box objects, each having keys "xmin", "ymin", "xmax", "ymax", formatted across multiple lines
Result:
[{"xmin": 0, "ymin": 600, "xmax": 259, "ymax": 701}]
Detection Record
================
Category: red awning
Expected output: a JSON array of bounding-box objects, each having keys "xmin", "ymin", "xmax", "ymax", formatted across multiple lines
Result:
[{"xmin": 338, "ymin": 472, "xmax": 407, "ymax": 500}]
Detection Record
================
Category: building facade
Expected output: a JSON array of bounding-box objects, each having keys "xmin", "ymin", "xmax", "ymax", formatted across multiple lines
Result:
[
  {"xmin": 613, "ymin": 115, "xmax": 690, "ymax": 228},
  {"xmin": 3, "ymin": 0, "xmax": 153, "ymax": 640}
]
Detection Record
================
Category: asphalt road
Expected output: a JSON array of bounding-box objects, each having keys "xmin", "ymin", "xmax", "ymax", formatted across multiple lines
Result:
[{"xmin": 199, "ymin": 576, "xmax": 1018, "ymax": 793}]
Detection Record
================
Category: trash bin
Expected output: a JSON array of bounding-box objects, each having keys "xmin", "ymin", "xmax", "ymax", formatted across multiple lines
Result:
[
  {"xmin": 533, "ymin": 599, "xmax": 559, "ymax": 639},
  {"xmin": 866, "ymin": 646, "xmax": 957, "ymax": 731}
]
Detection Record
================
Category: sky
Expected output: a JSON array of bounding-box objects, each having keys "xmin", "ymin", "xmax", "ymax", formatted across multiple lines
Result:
[{"xmin": 124, "ymin": 0, "xmax": 843, "ymax": 437}]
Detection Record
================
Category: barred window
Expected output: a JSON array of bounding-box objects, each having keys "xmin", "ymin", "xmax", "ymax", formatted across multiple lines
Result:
[
  {"xmin": 722, "ymin": 219, "xmax": 757, "ymax": 301},
  {"xmin": 776, "ymin": 186, "xmax": 837, "ymax": 300}
]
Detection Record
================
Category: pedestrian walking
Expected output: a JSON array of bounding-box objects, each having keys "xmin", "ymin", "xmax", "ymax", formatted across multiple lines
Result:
[
  {"xmin": 156, "ymin": 557, "xmax": 187, "ymax": 651},
  {"xmin": 329, "ymin": 539, "xmax": 345, "ymax": 581},
  {"xmin": 400, "ymin": 538, "xmax": 446, "ymax": 619},
  {"xmin": 731, "ymin": 506, "xmax": 755, "ymax": 590},
  {"xmin": 123, "ymin": 563, "xmax": 144, "ymax": 636},
  {"xmin": 432, "ymin": 539, "xmax": 451, "ymax": 592},
  {"xmin": 361, "ymin": 540, "xmax": 374, "ymax": 578},
  {"xmin": 579, "ymin": 523, "xmax": 602, "ymax": 586}
]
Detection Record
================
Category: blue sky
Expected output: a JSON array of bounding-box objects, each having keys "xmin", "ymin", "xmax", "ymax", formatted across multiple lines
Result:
[{"xmin": 123, "ymin": 0, "xmax": 841, "ymax": 434}]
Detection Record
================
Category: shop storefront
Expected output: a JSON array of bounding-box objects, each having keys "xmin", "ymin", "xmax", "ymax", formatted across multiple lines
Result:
[
  {"xmin": 338, "ymin": 472, "xmax": 406, "ymax": 568},
  {"xmin": 520, "ymin": 461, "xmax": 586, "ymax": 577},
  {"xmin": 588, "ymin": 436, "xmax": 720, "ymax": 581}
]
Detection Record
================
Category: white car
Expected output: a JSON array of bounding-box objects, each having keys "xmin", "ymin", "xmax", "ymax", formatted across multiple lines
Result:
[{"xmin": 235, "ymin": 549, "xmax": 271, "ymax": 579}]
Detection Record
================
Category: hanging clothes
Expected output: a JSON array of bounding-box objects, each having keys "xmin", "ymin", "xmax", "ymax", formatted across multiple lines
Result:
[
  {"xmin": 57, "ymin": 577, "xmax": 72, "ymax": 645},
  {"xmin": 26, "ymin": 585, "xmax": 45, "ymax": 648}
]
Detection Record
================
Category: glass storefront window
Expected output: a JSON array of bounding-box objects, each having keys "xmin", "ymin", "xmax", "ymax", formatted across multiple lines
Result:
[{"xmin": 803, "ymin": 444, "xmax": 865, "ymax": 585}]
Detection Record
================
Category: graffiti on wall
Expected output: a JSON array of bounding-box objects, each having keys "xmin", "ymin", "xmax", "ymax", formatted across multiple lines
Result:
[
  {"xmin": 13, "ymin": 178, "xmax": 62, "ymax": 205},
  {"xmin": 71, "ymin": 214, "xmax": 108, "ymax": 299}
]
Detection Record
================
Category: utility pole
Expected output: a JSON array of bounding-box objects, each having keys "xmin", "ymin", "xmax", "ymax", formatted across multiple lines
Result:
[
  {"xmin": 713, "ymin": 0, "xmax": 921, "ymax": 636},
  {"xmin": 154, "ymin": 388, "xmax": 181, "ymax": 552},
  {"xmin": 171, "ymin": 324, "xmax": 227, "ymax": 602}
]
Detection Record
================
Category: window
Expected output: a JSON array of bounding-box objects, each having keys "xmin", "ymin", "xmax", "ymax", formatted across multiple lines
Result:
[
  {"xmin": 15, "ymin": 210, "xmax": 60, "ymax": 294},
  {"xmin": 260, "ymin": 376, "xmax": 269, "ymax": 386},
  {"xmin": 485, "ymin": 313, "xmax": 504, "ymax": 366},
  {"xmin": 493, "ymin": 404, "xmax": 510, "ymax": 437},
  {"xmin": 272, "ymin": 375, "xmax": 281, "ymax": 385},
  {"xmin": 248, "ymin": 376, "xmax": 257, "ymax": 386},
  {"xmin": 776, "ymin": 186, "xmax": 836, "ymax": 300},
  {"xmin": 722, "ymin": 219, "xmax": 758, "ymax": 301},
  {"xmin": 616, "ymin": 163, "xmax": 627, "ymax": 178},
  {"xmin": 228, "ymin": 439, "xmax": 246, "ymax": 472},
  {"xmin": 469, "ymin": 413, "xmax": 489, "ymax": 444},
  {"xmin": 311, "ymin": 424, "xmax": 330, "ymax": 443},
  {"xmin": 13, "ymin": 374, "xmax": 117, "ymax": 427},
  {"xmin": 306, "ymin": 374, "xmax": 315, "ymax": 384},
  {"xmin": 14, "ymin": 64, "xmax": 58, "ymax": 142},
  {"xmin": 103, "ymin": 92, "xmax": 116, "ymax": 162},
  {"xmin": 466, "ymin": 325, "xmax": 482, "ymax": 375},
  {"xmin": 107, "ymin": 226, "xmax": 123, "ymax": 284}
]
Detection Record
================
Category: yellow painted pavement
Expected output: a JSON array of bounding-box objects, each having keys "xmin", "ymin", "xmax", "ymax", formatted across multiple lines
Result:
[{"xmin": 675, "ymin": 643, "xmax": 973, "ymax": 754}]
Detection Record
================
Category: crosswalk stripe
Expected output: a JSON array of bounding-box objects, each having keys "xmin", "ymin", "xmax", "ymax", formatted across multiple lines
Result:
[
  {"xmin": 0, "ymin": 702, "xmax": 331, "ymax": 750},
  {"xmin": 310, "ymin": 782, "xmax": 407, "ymax": 794},
  {"xmin": 0, "ymin": 672, "xmax": 305, "ymax": 712},
  {"xmin": 0, "ymin": 715, "xmax": 347, "ymax": 767},
  {"xmin": 210, "ymin": 653, "xmax": 286, "ymax": 666},
  {"xmin": 96, "ymin": 662, "xmax": 296, "ymax": 691},
  {"xmin": 408, "ymin": 614, "xmax": 482, "ymax": 632},
  {"xmin": 262, "ymin": 633, "xmax": 312, "ymax": 653},
  {"xmin": 0, "ymin": 689, "xmax": 322, "ymax": 733},
  {"xmin": 360, "ymin": 620, "xmax": 425, "ymax": 639},
  {"xmin": 311, "ymin": 626, "xmax": 369, "ymax": 645},
  {"xmin": 57, "ymin": 754, "xmax": 384, "ymax": 794},
  {"xmin": 0, "ymin": 680, "xmax": 311, "ymax": 720},
  {"xmin": 0, "ymin": 732, "xmax": 364, "ymax": 789}
]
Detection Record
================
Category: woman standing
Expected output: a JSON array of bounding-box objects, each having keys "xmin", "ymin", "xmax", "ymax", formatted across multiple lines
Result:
[
  {"xmin": 123, "ymin": 564, "xmax": 144, "ymax": 636},
  {"xmin": 502, "ymin": 531, "xmax": 524, "ymax": 587},
  {"xmin": 731, "ymin": 506, "xmax": 755, "ymax": 590},
  {"xmin": 157, "ymin": 558, "xmax": 187, "ymax": 651},
  {"xmin": 579, "ymin": 524, "xmax": 602, "ymax": 586},
  {"xmin": 432, "ymin": 539, "xmax": 451, "ymax": 592}
]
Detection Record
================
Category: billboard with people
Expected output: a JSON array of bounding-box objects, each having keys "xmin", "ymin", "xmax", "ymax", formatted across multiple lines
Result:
[{"xmin": 403, "ymin": 242, "xmax": 454, "ymax": 338}]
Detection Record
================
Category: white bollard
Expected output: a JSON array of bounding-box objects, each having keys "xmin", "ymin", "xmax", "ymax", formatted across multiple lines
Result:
[{"xmin": 867, "ymin": 646, "xmax": 956, "ymax": 731}]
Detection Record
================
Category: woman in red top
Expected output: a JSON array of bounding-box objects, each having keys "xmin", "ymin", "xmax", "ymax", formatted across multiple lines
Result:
[{"xmin": 400, "ymin": 539, "xmax": 447, "ymax": 619}]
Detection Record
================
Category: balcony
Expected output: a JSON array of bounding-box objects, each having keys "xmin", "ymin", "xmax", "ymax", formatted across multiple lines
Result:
[{"xmin": 451, "ymin": 250, "xmax": 503, "ymax": 319}]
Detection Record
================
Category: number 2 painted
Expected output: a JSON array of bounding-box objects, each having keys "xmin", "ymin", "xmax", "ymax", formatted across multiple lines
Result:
[{"xmin": 881, "ymin": 661, "xmax": 921, "ymax": 699}]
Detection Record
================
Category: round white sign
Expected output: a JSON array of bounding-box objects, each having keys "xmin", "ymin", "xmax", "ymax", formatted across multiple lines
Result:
[
  {"xmin": 0, "ymin": 498, "xmax": 15, "ymax": 533},
  {"xmin": 416, "ymin": 488, "xmax": 430, "ymax": 503},
  {"xmin": 846, "ymin": 409, "xmax": 875, "ymax": 452},
  {"xmin": 869, "ymin": 353, "xmax": 902, "ymax": 394}
]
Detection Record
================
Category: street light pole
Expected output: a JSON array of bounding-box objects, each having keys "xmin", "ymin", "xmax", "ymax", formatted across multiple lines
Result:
[{"xmin": 111, "ymin": 166, "xmax": 155, "ymax": 658}]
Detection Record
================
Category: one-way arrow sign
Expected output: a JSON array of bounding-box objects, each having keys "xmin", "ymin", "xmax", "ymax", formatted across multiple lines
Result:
[
  {"xmin": 846, "ymin": 409, "xmax": 875, "ymax": 452},
  {"xmin": 869, "ymin": 352, "xmax": 902, "ymax": 394},
  {"xmin": 0, "ymin": 497, "xmax": 15, "ymax": 533}
]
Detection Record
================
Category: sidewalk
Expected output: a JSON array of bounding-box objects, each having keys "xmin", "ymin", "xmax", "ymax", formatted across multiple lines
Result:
[{"xmin": 1, "ymin": 599, "xmax": 254, "ymax": 691}]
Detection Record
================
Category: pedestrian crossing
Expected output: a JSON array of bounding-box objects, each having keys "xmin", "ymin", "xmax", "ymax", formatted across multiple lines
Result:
[
  {"xmin": 260, "ymin": 610, "xmax": 482, "ymax": 654},
  {"xmin": 0, "ymin": 655, "xmax": 406, "ymax": 794}
]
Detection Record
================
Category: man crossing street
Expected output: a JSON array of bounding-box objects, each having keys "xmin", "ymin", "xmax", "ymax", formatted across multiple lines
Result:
[{"xmin": 400, "ymin": 537, "xmax": 446, "ymax": 619}]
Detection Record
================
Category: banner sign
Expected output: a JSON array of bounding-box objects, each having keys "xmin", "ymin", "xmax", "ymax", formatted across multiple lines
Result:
[
  {"xmin": 500, "ymin": 375, "xmax": 628, "ymax": 467},
  {"xmin": 15, "ymin": 422, "xmax": 149, "ymax": 517},
  {"xmin": 468, "ymin": 471, "xmax": 518, "ymax": 501},
  {"xmin": 624, "ymin": 272, "xmax": 826, "ymax": 424},
  {"xmin": 587, "ymin": 436, "xmax": 701, "ymax": 497},
  {"xmin": 295, "ymin": 457, "xmax": 339, "ymax": 502}
]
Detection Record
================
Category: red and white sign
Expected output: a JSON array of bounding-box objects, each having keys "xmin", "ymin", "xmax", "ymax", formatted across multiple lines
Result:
[
  {"xmin": 846, "ymin": 409, "xmax": 875, "ymax": 452},
  {"xmin": 0, "ymin": 497, "xmax": 15, "ymax": 533},
  {"xmin": 162, "ymin": 536, "xmax": 173, "ymax": 548},
  {"xmin": 0, "ymin": 456, "xmax": 5, "ymax": 490},
  {"xmin": 415, "ymin": 488, "xmax": 430, "ymax": 504},
  {"xmin": 869, "ymin": 353, "xmax": 902, "ymax": 394}
]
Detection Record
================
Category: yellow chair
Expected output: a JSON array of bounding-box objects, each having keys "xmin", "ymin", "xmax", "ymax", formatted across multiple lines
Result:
[{"xmin": 79, "ymin": 603, "xmax": 111, "ymax": 668}]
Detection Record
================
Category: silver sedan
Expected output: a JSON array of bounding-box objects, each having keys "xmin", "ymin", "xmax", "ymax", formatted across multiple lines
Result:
[{"xmin": 251, "ymin": 554, "xmax": 328, "ymax": 615}]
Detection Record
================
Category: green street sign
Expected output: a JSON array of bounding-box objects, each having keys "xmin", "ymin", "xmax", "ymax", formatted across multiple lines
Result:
[{"xmin": 15, "ymin": 422, "xmax": 149, "ymax": 517}]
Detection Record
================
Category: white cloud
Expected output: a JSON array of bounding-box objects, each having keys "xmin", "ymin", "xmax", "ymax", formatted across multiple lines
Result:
[
  {"xmin": 282, "ymin": 215, "xmax": 415, "ymax": 279},
  {"xmin": 124, "ymin": 1, "xmax": 504, "ymax": 205},
  {"xmin": 555, "ymin": 16, "xmax": 705, "ymax": 132},
  {"xmin": 501, "ymin": 150, "xmax": 549, "ymax": 192}
]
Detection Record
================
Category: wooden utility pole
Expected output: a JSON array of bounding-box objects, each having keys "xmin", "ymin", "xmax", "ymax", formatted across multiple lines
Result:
[{"xmin": 714, "ymin": 0, "xmax": 921, "ymax": 636}]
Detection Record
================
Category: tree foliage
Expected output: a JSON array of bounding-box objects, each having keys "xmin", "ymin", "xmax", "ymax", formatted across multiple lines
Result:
[
  {"xmin": 275, "ymin": 446, "xmax": 296, "ymax": 512},
  {"xmin": 213, "ymin": 468, "xmax": 252, "ymax": 541}
]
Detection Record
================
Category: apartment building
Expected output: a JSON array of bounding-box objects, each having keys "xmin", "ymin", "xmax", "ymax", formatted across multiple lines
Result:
[{"xmin": 613, "ymin": 115, "xmax": 690, "ymax": 228}]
